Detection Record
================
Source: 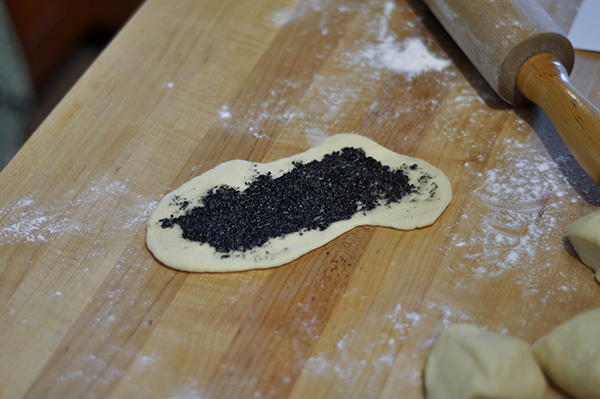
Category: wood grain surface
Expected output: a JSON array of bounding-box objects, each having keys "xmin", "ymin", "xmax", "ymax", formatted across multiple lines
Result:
[{"xmin": 1, "ymin": 0, "xmax": 599, "ymax": 398}]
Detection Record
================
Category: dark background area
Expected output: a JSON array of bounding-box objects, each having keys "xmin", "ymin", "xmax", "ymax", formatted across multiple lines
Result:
[{"xmin": 1, "ymin": 0, "xmax": 145, "ymax": 167}]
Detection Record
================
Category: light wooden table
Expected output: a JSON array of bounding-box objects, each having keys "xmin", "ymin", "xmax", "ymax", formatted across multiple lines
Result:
[{"xmin": 1, "ymin": 0, "xmax": 599, "ymax": 398}]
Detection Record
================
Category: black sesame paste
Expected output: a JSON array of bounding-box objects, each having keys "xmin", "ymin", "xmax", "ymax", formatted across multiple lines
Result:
[{"xmin": 159, "ymin": 147, "xmax": 428, "ymax": 254}]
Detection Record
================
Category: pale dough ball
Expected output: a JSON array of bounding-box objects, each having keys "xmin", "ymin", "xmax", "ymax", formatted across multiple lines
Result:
[
  {"xmin": 567, "ymin": 208, "xmax": 600, "ymax": 283},
  {"xmin": 424, "ymin": 324, "xmax": 546, "ymax": 399},
  {"xmin": 532, "ymin": 308, "xmax": 600, "ymax": 399}
]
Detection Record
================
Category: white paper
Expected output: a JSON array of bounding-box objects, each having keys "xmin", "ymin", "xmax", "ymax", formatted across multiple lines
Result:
[{"xmin": 568, "ymin": 0, "xmax": 600, "ymax": 53}]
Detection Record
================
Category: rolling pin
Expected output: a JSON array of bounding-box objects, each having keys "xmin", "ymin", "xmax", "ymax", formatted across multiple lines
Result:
[{"xmin": 422, "ymin": 0, "xmax": 600, "ymax": 184}]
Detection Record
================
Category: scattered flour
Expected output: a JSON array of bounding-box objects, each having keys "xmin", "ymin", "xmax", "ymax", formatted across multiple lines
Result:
[
  {"xmin": 361, "ymin": 37, "xmax": 451, "ymax": 78},
  {"xmin": 443, "ymin": 134, "xmax": 590, "ymax": 301},
  {"xmin": 0, "ymin": 176, "xmax": 157, "ymax": 246},
  {"xmin": 137, "ymin": 354, "xmax": 157, "ymax": 371},
  {"xmin": 387, "ymin": 303, "xmax": 422, "ymax": 336},
  {"xmin": 166, "ymin": 378, "xmax": 210, "ymax": 399},
  {"xmin": 471, "ymin": 159, "xmax": 567, "ymax": 271},
  {"xmin": 300, "ymin": 298, "xmax": 474, "ymax": 394},
  {"xmin": 356, "ymin": 1, "xmax": 450, "ymax": 78},
  {"xmin": 218, "ymin": 105, "xmax": 231, "ymax": 119},
  {"xmin": 269, "ymin": 8, "xmax": 293, "ymax": 27},
  {"xmin": 304, "ymin": 127, "xmax": 330, "ymax": 147},
  {"xmin": 231, "ymin": 0, "xmax": 453, "ymax": 147},
  {"xmin": 425, "ymin": 300, "xmax": 472, "ymax": 330}
]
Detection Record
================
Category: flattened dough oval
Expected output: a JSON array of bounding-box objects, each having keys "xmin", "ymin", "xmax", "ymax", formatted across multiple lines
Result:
[{"xmin": 146, "ymin": 134, "xmax": 452, "ymax": 272}]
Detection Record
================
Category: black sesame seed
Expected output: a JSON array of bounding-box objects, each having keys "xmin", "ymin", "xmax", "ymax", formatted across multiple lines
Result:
[{"xmin": 159, "ymin": 147, "xmax": 421, "ymax": 253}]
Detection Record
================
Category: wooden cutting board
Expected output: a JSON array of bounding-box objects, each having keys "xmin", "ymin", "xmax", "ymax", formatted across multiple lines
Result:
[{"xmin": 1, "ymin": 0, "xmax": 599, "ymax": 397}]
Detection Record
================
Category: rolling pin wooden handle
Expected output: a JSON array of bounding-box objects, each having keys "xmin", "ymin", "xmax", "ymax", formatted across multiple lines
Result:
[{"xmin": 517, "ymin": 53, "xmax": 600, "ymax": 184}]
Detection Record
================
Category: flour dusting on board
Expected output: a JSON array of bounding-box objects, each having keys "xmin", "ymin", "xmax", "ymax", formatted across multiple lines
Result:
[
  {"xmin": 300, "ymin": 298, "xmax": 473, "ymax": 394},
  {"xmin": 0, "ymin": 177, "xmax": 156, "ymax": 245},
  {"xmin": 246, "ymin": 0, "xmax": 454, "ymax": 147},
  {"xmin": 356, "ymin": 1, "xmax": 450, "ymax": 77},
  {"xmin": 164, "ymin": 378, "xmax": 210, "ymax": 399},
  {"xmin": 446, "ymin": 132, "xmax": 591, "ymax": 298},
  {"xmin": 361, "ymin": 36, "xmax": 451, "ymax": 78},
  {"xmin": 268, "ymin": 0, "xmax": 450, "ymax": 77},
  {"xmin": 303, "ymin": 316, "xmax": 418, "ymax": 392}
]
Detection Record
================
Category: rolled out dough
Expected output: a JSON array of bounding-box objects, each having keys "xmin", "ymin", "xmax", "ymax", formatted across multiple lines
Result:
[
  {"xmin": 146, "ymin": 134, "xmax": 451, "ymax": 272},
  {"xmin": 567, "ymin": 208, "xmax": 600, "ymax": 283},
  {"xmin": 424, "ymin": 324, "xmax": 547, "ymax": 399},
  {"xmin": 532, "ymin": 308, "xmax": 600, "ymax": 399}
]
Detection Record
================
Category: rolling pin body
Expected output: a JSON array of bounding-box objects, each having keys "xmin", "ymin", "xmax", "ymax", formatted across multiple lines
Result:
[
  {"xmin": 423, "ymin": 0, "xmax": 574, "ymax": 106},
  {"xmin": 424, "ymin": 0, "xmax": 600, "ymax": 184},
  {"xmin": 518, "ymin": 54, "xmax": 600, "ymax": 183}
]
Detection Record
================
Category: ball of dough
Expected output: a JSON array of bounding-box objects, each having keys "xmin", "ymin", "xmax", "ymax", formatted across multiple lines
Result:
[
  {"xmin": 532, "ymin": 308, "xmax": 600, "ymax": 399},
  {"xmin": 424, "ymin": 324, "xmax": 546, "ymax": 399},
  {"xmin": 567, "ymin": 208, "xmax": 600, "ymax": 283}
]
